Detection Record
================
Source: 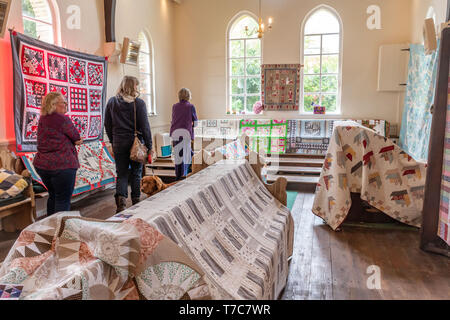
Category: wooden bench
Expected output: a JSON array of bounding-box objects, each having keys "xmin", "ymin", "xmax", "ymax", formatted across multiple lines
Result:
[{"xmin": 0, "ymin": 153, "xmax": 36, "ymax": 232}]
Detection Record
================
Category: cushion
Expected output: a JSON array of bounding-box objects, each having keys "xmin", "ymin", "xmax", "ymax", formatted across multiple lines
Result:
[{"xmin": 0, "ymin": 169, "xmax": 29, "ymax": 199}]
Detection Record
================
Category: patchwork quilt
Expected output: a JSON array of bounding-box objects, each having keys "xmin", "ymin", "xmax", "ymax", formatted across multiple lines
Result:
[
  {"xmin": 261, "ymin": 64, "xmax": 301, "ymax": 111},
  {"xmin": 312, "ymin": 121, "xmax": 426, "ymax": 230},
  {"xmin": 10, "ymin": 31, "xmax": 107, "ymax": 152},
  {"xmin": 286, "ymin": 120, "xmax": 334, "ymax": 155},
  {"xmin": 437, "ymin": 74, "xmax": 450, "ymax": 246},
  {"xmin": 115, "ymin": 160, "xmax": 293, "ymax": 300},
  {"xmin": 0, "ymin": 213, "xmax": 209, "ymax": 300},
  {"xmin": 399, "ymin": 44, "xmax": 439, "ymax": 162},
  {"xmin": 19, "ymin": 140, "xmax": 116, "ymax": 196},
  {"xmin": 239, "ymin": 120, "xmax": 288, "ymax": 154},
  {"xmin": 196, "ymin": 119, "xmax": 240, "ymax": 138}
]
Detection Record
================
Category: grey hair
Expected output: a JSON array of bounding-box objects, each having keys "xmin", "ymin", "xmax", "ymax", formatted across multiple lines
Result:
[{"xmin": 178, "ymin": 88, "xmax": 192, "ymax": 102}]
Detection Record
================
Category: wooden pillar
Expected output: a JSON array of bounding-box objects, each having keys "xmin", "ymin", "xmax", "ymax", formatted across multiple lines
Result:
[
  {"xmin": 447, "ymin": 0, "xmax": 450, "ymax": 22},
  {"xmin": 104, "ymin": 0, "xmax": 116, "ymax": 43}
]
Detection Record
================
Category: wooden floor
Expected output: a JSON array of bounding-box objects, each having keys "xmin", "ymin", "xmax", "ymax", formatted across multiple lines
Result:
[{"xmin": 0, "ymin": 189, "xmax": 449, "ymax": 300}]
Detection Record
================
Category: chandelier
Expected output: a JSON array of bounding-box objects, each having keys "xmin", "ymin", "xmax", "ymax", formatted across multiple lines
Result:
[{"xmin": 245, "ymin": 0, "xmax": 273, "ymax": 38}]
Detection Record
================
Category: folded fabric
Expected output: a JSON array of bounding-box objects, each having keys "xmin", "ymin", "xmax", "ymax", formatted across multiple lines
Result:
[{"xmin": 0, "ymin": 169, "xmax": 29, "ymax": 199}]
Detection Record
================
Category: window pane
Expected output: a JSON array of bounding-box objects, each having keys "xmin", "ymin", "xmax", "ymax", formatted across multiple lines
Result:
[
  {"xmin": 230, "ymin": 16, "xmax": 258, "ymax": 39},
  {"xmin": 304, "ymin": 35, "xmax": 321, "ymax": 55},
  {"xmin": 34, "ymin": 20, "xmax": 54, "ymax": 43},
  {"xmin": 322, "ymin": 94, "xmax": 337, "ymax": 112},
  {"xmin": 247, "ymin": 96, "xmax": 260, "ymax": 113},
  {"xmin": 304, "ymin": 94, "xmax": 320, "ymax": 112},
  {"xmin": 138, "ymin": 32, "xmax": 150, "ymax": 54},
  {"xmin": 322, "ymin": 55, "xmax": 339, "ymax": 74},
  {"xmin": 321, "ymin": 75, "xmax": 338, "ymax": 93},
  {"xmin": 246, "ymin": 39, "xmax": 261, "ymax": 57},
  {"xmin": 246, "ymin": 58, "xmax": 261, "ymax": 76},
  {"xmin": 230, "ymin": 40, "xmax": 244, "ymax": 58},
  {"xmin": 23, "ymin": 19, "xmax": 37, "ymax": 38},
  {"xmin": 304, "ymin": 55, "xmax": 321, "ymax": 74},
  {"xmin": 231, "ymin": 59, "xmax": 245, "ymax": 76},
  {"xmin": 22, "ymin": 0, "xmax": 52, "ymax": 23},
  {"xmin": 322, "ymin": 34, "xmax": 340, "ymax": 54},
  {"xmin": 142, "ymin": 94, "xmax": 152, "ymax": 112},
  {"xmin": 140, "ymin": 75, "xmax": 151, "ymax": 95},
  {"xmin": 139, "ymin": 53, "xmax": 150, "ymax": 74},
  {"xmin": 232, "ymin": 96, "xmax": 245, "ymax": 113},
  {"xmin": 246, "ymin": 77, "xmax": 261, "ymax": 94},
  {"xmin": 305, "ymin": 9, "xmax": 340, "ymax": 34},
  {"xmin": 231, "ymin": 78, "xmax": 244, "ymax": 94},
  {"xmin": 304, "ymin": 75, "xmax": 320, "ymax": 92}
]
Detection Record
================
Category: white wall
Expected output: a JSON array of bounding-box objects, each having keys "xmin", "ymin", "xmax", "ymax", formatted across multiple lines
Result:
[
  {"xmin": 411, "ymin": 0, "xmax": 447, "ymax": 43},
  {"xmin": 174, "ymin": 0, "xmax": 413, "ymax": 127}
]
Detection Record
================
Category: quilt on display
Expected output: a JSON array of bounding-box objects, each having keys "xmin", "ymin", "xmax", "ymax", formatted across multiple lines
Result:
[
  {"xmin": 436, "ymin": 74, "xmax": 450, "ymax": 246},
  {"xmin": 261, "ymin": 64, "xmax": 301, "ymax": 111},
  {"xmin": 11, "ymin": 31, "xmax": 107, "ymax": 152},
  {"xmin": 239, "ymin": 120, "xmax": 288, "ymax": 154},
  {"xmin": 399, "ymin": 44, "xmax": 439, "ymax": 162},
  {"xmin": 19, "ymin": 140, "xmax": 116, "ymax": 196},
  {"xmin": 0, "ymin": 213, "xmax": 210, "ymax": 300},
  {"xmin": 196, "ymin": 119, "xmax": 240, "ymax": 138},
  {"xmin": 312, "ymin": 121, "xmax": 426, "ymax": 231},
  {"xmin": 110, "ymin": 160, "xmax": 293, "ymax": 300},
  {"xmin": 286, "ymin": 120, "xmax": 334, "ymax": 155}
]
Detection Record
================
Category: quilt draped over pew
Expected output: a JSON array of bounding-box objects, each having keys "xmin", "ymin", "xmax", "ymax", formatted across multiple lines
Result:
[
  {"xmin": 113, "ymin": 160, "xmax": 293, "ymax": 300},
  {"xmin": 312, "ymin": 121, "xmax": 426, "ymax": 230},
  {"xmin": 19, "ymin": 140, "xmax": 116, "ymax": 196},
  {"xmin": 0, "ymin": 213, "xmax": 209, "ymax": 300}
]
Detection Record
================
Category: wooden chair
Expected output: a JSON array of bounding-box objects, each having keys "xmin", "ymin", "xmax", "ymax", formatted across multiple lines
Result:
[{"xmin": 0, "ymin": 153, "xmax": 36, "ymax": 232}]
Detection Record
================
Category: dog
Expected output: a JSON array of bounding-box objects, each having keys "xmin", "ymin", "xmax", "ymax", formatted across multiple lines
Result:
[{"xmin": 141, "ymin": 175, "xmax": 177, "ymax": 197}]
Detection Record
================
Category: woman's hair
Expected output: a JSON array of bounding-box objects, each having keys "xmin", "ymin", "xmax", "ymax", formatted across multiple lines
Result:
[
  {"xmin": 178, "ymin": 88, "xmax": 191, "ymax": 102},
  {"xmin": 117, "ymin": 76, "xmax": 140, "ymax": 98},
  {"xmin": 41, "ymin": 92, "xmax": 63, "ymax": 116}
]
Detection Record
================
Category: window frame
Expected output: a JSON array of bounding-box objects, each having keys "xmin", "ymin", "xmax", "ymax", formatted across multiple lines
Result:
[
  {"xmin": 21, "ymin": 0, "xmax": 61, "ymax": 45},
  {"xmin": 138, "ymin": 30, "xmax": 157, "ymax": 116},
  {"xmin": 300, "ymin": 5, "xmax": 343, "ymax": 115},
  {"xmin": 226, "ymin": 11, "xmax": 263, "ymax": 115}
]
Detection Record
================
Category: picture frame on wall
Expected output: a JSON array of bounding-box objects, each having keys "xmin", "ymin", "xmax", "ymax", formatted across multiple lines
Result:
[{"xmin": 0, "ymin": 0, "xmax": 12, "ymax": 38}]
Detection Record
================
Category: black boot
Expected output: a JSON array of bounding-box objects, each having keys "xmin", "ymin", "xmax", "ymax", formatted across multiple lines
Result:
[
  {"xmin": 132, "ymin": 197, "xmax": 141, "ymax": 206},
  {"xmin": 115, "ymin": 195, "xmax": 127, "ymax": 213}
]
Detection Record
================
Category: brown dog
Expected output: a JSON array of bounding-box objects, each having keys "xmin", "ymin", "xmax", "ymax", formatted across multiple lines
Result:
[{"xmin": 141, "ymin": 175, "xmax": 177, "ymax": 197}]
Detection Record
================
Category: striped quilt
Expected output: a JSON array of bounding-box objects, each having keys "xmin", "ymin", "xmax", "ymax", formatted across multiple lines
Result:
[{"xmin": 111, "ymin": 160, "xmax": 294, "ymax": 299}]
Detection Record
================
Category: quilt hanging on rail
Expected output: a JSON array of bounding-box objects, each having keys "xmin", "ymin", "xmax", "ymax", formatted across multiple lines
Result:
[{"xmin": 10, "ymin": 31, "xmax": 108, "ymax": 152}]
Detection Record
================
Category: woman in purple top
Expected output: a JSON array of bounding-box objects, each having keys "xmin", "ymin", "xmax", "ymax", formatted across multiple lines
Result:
[
  {"xmin": 170, "ymin": 88, "xmax": 198, "ymax": 180},
  {"xmin": 33, "ymin": 92, "xmax": 83, "ymax": 216}
]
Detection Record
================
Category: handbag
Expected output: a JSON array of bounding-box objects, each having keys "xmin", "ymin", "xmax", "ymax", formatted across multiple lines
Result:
[{"xmin": 129, "ymin": 101, "xmax": 148, "ymax": 163}]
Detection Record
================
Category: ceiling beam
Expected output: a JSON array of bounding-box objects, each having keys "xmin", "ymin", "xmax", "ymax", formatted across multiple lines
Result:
[{"xmin": 104, "ymin": 0, "xmax": 116, "ymax": 43}]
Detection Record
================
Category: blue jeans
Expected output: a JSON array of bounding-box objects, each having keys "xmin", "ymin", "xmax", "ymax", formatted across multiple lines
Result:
[
  {"xmin": 36, "ymin": 168, "xmax": 77, "ymax": 216},
  {"xmin": 113, "ymin": 145, "xmax": 143, "ymax": 199}
]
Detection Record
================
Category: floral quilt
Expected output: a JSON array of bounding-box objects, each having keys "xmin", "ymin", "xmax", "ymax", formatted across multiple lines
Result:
[
  {"xmin": 239, "ymin": 119, "xmax": 288, "ymax": 154},
  {"xmin": 313, "ymin": 121, "xmax": 426, "ymax": 230},
  {"xmin": 0, "ymin": 213, "xmax": 209, "ymax": 300}
]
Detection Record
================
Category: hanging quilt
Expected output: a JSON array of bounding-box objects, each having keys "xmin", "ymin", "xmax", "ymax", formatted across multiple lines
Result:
[
  {"xmin": 312, "ymin": 121, "xmax": 426, "ymax": 231},
  {"xmin": 261, "ymin": 64, "xmax": 301, "ymax": 111},
  {"xmin": 399, "ymin": 43, "xmax": 439, "ymax": 162},
  {"xmin": 239, "ymin": 119, "xmax": 288, "ymax": 154},
  {"xmin": 10, "ymin": 31, "xmax": 108, "ymax": 152},
  {"xmin": 436, "ymin": 73, "xmax": 450, "ymax": 246},
  {"xmin": 286, "ymin": 120, "xmax": 335, "ymax": 155},
  {"xmin": 19, "ymin": 140, "xmax": 116, "ymax": 196}
]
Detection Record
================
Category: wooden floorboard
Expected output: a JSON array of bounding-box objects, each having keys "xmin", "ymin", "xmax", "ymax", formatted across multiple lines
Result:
[{"xmin": 0, "ymin": 189, "xmax": 449, "ymax": 300}]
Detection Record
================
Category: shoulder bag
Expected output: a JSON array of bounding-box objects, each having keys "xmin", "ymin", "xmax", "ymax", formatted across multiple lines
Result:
[{"xmin": 130, "ymin": 101, "xmax": 148, "ymax": 163}]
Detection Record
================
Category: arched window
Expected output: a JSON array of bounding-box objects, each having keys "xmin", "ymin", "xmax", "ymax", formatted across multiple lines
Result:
[
  {"xmin": 301, "ymin": 6, "xmax": 342, "ymax": 114},
  {"xmin": 21, "ymin": 0, "xmax": 57, "ymax": 44},
  {"xmin": 138, "ymin": 31, "xmax": 156, "ymax": 115},
  {"xmin": 227, "ymin": 13, "xmax": 262, "ymax": 114}
]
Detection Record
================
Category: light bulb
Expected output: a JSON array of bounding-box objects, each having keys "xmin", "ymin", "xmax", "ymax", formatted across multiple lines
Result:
[{"xmin": 268, "ymin": 17, "xmax": 273, "ymax": 25}]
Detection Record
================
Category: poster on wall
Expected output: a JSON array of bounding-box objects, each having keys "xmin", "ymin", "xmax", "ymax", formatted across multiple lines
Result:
[
  {"xmin": 0, "ymin": 0, "xmax": 11, "ymax": 38},
  {"xmin": 261, "ymin": 64, "xmax": 301, "ymax": 111},
  {"xmin": 10, "ymin": 31, "xmax": 108, "ymax": 152}
]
